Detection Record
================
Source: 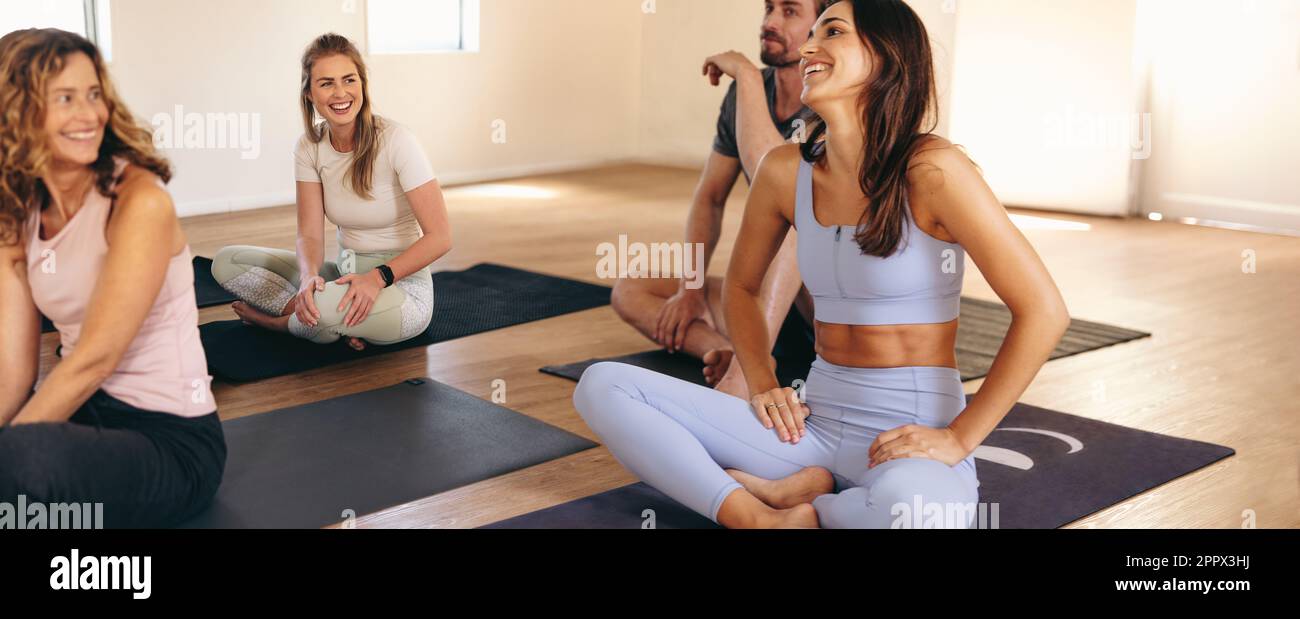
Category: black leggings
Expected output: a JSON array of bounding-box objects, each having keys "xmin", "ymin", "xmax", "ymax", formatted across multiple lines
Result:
[{"xmin": 0, "ymin": 391, "xmax": 226, "ymax": 528}]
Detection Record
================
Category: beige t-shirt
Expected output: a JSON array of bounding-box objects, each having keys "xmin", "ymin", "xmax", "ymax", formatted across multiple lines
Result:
[{"xmin": 294, "ymin": 119, "xmax": 436, "ymax": 253}]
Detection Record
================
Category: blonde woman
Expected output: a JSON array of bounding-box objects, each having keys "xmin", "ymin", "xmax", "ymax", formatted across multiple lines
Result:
[
  {"xmin": 0, "ymin": 29, "xmax": 225, "ymax": 527},
  {"xmin": 212, "ymin": 33, "xmax": 452, "ymax": 351}
]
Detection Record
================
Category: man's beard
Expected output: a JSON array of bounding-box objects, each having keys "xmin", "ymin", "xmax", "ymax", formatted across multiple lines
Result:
[{"xmin": 760, "ymin": 37, "xmax": 801, "ymax": 68}]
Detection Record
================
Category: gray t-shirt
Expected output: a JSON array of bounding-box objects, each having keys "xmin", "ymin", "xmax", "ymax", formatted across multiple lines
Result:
[{"xmin": 712, "ymin": 66, "xmax": 808, "ymax": 175}]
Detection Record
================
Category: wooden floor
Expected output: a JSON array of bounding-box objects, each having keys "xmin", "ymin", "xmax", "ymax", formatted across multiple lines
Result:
[{"xmin": 40, "ymin": 163, "xmax": 1300, "ymax": 528}]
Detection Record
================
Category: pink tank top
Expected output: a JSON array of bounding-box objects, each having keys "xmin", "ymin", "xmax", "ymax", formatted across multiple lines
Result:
[{"xmin": 25, "ymin": 161, "xmax": 216, "ymax": 418}]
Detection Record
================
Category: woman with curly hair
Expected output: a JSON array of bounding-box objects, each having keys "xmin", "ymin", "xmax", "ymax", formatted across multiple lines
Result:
[{"xmin": 0, "ymin": 29, "xmax": 225, "ymax": 528}]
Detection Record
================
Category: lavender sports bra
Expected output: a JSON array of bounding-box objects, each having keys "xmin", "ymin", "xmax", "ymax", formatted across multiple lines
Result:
[{"xmin": 794, "ymin": 158, "xmax": 964, "ymax": 326}]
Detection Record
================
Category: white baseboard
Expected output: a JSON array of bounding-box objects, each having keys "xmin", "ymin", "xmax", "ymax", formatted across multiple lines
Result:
[
  {"xmin": 175, "ymin": 157, "xmax": 643, "ymax": 218},
  {"xmin": 434, "ymin": 157, "xmax": 640, "ymax": 186},
  {"xmin": 177, "ymin": 191, "xmax": 297, "ymax": 218},
  {"xmin": 1149, "ymin": 192, "xmax": 1300, "ymax": 236}
]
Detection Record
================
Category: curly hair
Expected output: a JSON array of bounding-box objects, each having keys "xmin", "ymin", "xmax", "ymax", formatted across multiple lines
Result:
[{"xmin": 0, "ymin": 28, "xmax": 170, "ymax": 245}]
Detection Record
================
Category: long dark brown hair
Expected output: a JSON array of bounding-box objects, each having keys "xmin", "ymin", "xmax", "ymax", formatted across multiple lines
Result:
[
  {"xmin": 0, "ymin": 28, "xmax": 170, "ymax": 245},
  {"xmin": 299, "ymin": 33, "xmax": 382, "ymax": 200},
  {"xmin": 799, "ymin": 0, "xmax": 943, "ymax": 257}
]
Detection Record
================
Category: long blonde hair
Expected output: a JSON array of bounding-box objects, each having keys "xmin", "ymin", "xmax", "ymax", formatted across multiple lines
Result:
[
  {"xmin": 0, "ymin": 28, "xmax": 171, "ymax": 245},
  {"xmin": 299, "ymin": 33, "xmax": 382, "ymax": 200}
]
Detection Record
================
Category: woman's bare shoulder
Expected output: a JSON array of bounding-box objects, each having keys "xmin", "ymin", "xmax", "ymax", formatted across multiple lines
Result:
[{"xmin": 754, "ymin": 143, "xmax": 804, "ymax": 189}]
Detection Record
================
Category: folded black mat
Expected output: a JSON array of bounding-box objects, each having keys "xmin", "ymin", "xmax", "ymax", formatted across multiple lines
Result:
[
  {"xmin": 192, "ymin": 255, "xmax": 237, "ymax": 308},
  {"xmin": 180, "ymin": 378, "xmax": 598, "ymax": 529},
  {"xmin": 201, "ymin": 263, "xmax": 612, "ymax": 382},
  {"xmin": 39, "ymin": 256, "xmax": 233, "ymax": 334},
  {"xmin": 540, "ymin": 297, "xmax": 1150, "ymax": 384},
  {"xmin": 483, "ymin": 399, "xmax": 1234, "ymax": 529}
]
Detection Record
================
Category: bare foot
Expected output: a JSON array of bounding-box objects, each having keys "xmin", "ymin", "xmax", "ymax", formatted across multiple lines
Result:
[
  {"xmin": 717, "ymin": 487, "xmax": 822, "ymax": 529},
  {"xmin": 726, "ymin": 466, "xmax": 834, "ymax": 510},
  {"xmin": 749, "ymin": 503, "xmax": 820, "ymax": 529},
  {"xmin": 766, "ymin": 503, "xmax": 819, "ymax": 529},
  {"xmin": 713, "ymin": 362, "xmax": 748, "ymax": 399},
  {"xmin": 701, "ymin": 348, "xmax": 733, "ymax": 386},
  {"xmin": 346, "ymin": 337, "xmax": 367, "ymax": 351},
  {"xmin": 232, "ymin": 301, "xmax": 290, "ymax": 333}
]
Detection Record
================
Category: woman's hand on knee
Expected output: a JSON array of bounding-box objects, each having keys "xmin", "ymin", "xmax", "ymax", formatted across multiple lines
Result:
[
  {"xmin": 749, "ymin": 386, "xmax": 809, "ymax": 444},
  {"xmin": 295, "ymin": 275, "xmax": 325, "ymax": 327},
  {"xmin": 334, "ymin": 270, "xmax": 384, "ymax": 327},
  {"xmin": 868, "ymin": 425, "xmax": 968, "ymax": 468}
]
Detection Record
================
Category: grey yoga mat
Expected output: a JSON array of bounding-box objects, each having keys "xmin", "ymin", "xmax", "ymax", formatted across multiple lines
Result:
[
  {"xmin": 179, "ymin": 378, "xmax": 598, "ymax": 529},
  {"xmin": 539, "ymin": 297, "xmax": 1151, "ymax": 384},
  {"xmin": 482, "ymin": 399, "xmax": 1234, "ymax": 529}
]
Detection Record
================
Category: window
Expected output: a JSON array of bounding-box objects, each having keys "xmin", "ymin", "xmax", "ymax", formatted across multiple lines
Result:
[
  {"xmin": 0, "ymin": 0, "xmax": 113, "ymax": 60},
  {"xmin": 367, "ymin": 0, "xmax": 479, "ymax": 55}
]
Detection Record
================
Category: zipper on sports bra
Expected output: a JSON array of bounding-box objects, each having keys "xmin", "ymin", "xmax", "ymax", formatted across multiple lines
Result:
[{"xmin": 833, "ymin": 225, "xmax": 847, "ymax": 297}]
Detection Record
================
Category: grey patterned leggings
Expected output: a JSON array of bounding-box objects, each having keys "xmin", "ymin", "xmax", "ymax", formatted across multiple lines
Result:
[{"xmin": 211, "ymin": 246, "xmax": 434, "ymax": 345}]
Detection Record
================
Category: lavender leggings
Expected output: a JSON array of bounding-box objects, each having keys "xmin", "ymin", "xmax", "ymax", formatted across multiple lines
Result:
[{"xmin": 573, "ymin": 358, "xmax": 980, "ymax": 528}]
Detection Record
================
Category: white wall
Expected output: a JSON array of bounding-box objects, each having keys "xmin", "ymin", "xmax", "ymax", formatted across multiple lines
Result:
[
  {"xmin": 103, "ymin": 0, "xmax": 959, "ymax": 215},
  {"xmin": 947, "ymin": 0, "xmax": 1141, "ymax": 216},
  {"xmin": 946, "ymin": 0, "xmax": 1300, "ymax": 229},
  {"xmin": 636, "ymin": 0, "xmax": 959, "ymax": 168},
  {"xmin": 108, "ymin": 0, "xmax": 359, "ymax": 215},
  {"xmin": 100, "ymin": 0, "xmax": 1298, "ymax": 228},
  {"xmin": 107, "ymin": 0, "xmax": 643, "ymax": 217},
  {"xmin": 1137, "ymin": 0, "xmax": 1300, "ymax": 232}
]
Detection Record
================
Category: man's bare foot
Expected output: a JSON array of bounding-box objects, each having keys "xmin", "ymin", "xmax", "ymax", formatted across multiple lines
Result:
[
  {"xmin": 347, "ymin": 337, "xmax": 367, "ymax": 351},
  {"xmin": 232, "ymin": 301, "xmax": 290, "ymax": 333},
  {"xmin": 701, "ymin": 348, "xmax": 733, "ymax": 386},
  {"xmin": 726, "ymin": 467, "xmax": 834, "ymax": 510},
  {"xmin": 713, "ymin": 362, "xmax": 748, "ymax": 399}
]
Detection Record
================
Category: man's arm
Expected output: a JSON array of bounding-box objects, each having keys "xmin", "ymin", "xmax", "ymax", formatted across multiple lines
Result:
[
  {"xmin": 733, "ymin": 68, "xmax": 790, "ymax": 179},
  {"xmin": 703, "ymin": 52, "xmax": 790, "ymax": 180},
  {"xmin": 684, "ymin": 151, "xmax": 744, "ymax": 281}
]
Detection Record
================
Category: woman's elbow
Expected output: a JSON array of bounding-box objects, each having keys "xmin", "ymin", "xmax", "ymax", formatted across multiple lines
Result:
[
  {"xmin": 64, "ymin": 350, "xmax": 118, "ymax": 390},
  {"xmin": 1043, "ymin": 295, "xmax": 1071, "ymax": 341},
  {"xmin": 431, "ymin": 233, "xmax": 452, "ymax": 261},
  {"xmin": 0, "ymin": 369, "xmax": 37, "ymax": 400},
  {"xmin": 720, "ymin": 279, "xmax": 758, "ymax": 310}
]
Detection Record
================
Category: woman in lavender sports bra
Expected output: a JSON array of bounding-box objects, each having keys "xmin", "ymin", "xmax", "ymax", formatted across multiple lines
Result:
[
  {"xmin": 572, "ymin": 0, "xmax": 1070, "ymax": 528},
  {"xmin": 0, "ymin": 29, "xmax": 225, "ymax": 527}
]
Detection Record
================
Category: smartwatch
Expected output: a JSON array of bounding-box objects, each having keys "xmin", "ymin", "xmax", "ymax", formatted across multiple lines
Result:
[{"xmin": 376, "ymin": 264, "xmax": 395, "ymax": 288}]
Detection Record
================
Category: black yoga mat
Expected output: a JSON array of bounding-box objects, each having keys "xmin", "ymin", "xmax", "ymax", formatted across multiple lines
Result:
[
  {"xmin": 482, "ymin": 399, "xmax": 1234, "ymax": 529},
  {"xmin": 180, "ymin": 378, "xmax": 598, "ymax": 529},
  {"xmin": 540, "ymin": 297, "xmax": 1150, "ymax": 384},
  {"xmin": 192, "ymin": 255, "xmax": 237, "ymax": 308},
  {"xmin": 201, "ymin": 263, "xmax": 612, "ymax": 382},
  {"xmin": 38, "ymin": 256, "xmax": 233, "ymax": 334}
]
